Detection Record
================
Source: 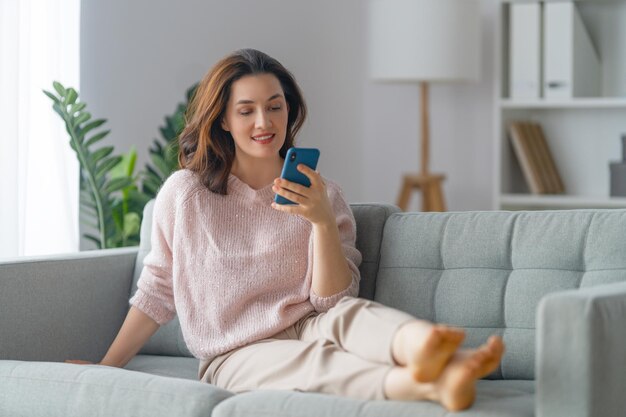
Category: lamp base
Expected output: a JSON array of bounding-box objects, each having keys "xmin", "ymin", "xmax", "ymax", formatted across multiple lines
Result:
[{"xmin": 396, "ymin": 174, "xmax": 446, "ymax": 212}]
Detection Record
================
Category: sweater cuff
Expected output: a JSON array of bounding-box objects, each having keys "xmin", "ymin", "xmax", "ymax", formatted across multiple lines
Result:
[
  {"xmin": 310, "ymin": 275, "xmax": 359, "ymax": 313},
  {"xmin": 129, "ymin": 288, "xmax": 176, "ymax": 326}
]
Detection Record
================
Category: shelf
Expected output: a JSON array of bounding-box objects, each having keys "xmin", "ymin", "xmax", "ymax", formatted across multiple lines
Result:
[
  {"xmin": 494, "ymin": 0, "xmax": 626, "ymax": 211},
  {"xmin": 499, "ymin": 194, "xmax": 626, "ymax": 209},
  {"xmin": 499, "ymin": 98, "xmax": 626, "ymax": 109}
]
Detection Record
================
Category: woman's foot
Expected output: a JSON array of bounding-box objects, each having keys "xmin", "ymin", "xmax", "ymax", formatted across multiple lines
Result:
[
  {"xmin": 384, "ymin": 335, "xmax": 505, "ymax": 412},
  {"xmin": 393, "ymin": 321, "xmax": 465, "ymax": 382},
  {"xmin": 433, "ymin": 336, "xmax": 505, "ymax": 411}
]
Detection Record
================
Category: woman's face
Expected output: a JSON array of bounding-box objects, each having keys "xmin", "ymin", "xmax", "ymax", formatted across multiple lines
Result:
[{"xmin": 221, "ymin": 73, "xmax": 289, "ymax": 163}]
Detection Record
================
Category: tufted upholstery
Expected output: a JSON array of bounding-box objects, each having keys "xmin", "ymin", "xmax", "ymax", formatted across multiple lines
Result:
[{"xmin": 374, "ymin": 210, "xmax": 626, "ymax": 380}]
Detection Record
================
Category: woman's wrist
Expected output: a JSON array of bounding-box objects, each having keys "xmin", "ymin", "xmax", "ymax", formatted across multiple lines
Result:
[{"xmin": 311, "ymin": 216, "xmax": 337, "ymax": 231}]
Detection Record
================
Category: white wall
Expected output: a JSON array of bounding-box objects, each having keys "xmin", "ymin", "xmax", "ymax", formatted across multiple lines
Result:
[
  {"xmin": 362, "ymin": 0, "xmax": 496, "ymax": 210},
  {"xmin": 80, "ymin": 0, "xmax": 496, "ymax": 246}
]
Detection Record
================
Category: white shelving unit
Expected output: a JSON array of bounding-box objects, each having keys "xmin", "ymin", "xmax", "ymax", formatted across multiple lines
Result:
[{"xmin": 494, "ymin": 0, "xmax": 626, "ymax": 210}]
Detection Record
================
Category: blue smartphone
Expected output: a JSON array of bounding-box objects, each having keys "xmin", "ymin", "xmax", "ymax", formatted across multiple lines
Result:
[{"xmin": 274, "ymin": 147, "xmax": 320, "ymax": 205}]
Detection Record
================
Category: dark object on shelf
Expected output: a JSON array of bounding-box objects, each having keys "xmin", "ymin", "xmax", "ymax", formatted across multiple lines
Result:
[{"xmin": 610, "ymin": 134, "xmax": 626, "ymax": 197}]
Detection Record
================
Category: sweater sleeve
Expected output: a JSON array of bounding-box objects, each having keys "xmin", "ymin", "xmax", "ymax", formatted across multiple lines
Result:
[
  {"xmin": 309, "ymin": 180, "xmax": 362, "ymax": 312},
  {"xmin": 128, "ymin": 172, "xmax": 183, "ymax": 326}
]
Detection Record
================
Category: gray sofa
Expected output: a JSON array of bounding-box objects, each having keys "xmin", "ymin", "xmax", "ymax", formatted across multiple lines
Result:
[{"xmin": 2, "ymin": 202, "xmax": 626, "ymax": 417}]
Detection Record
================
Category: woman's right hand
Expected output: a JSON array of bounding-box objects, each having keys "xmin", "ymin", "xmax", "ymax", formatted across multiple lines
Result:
[{"xmin": 65, "ymin": 359, "xmax": 97, "ymax": 365}]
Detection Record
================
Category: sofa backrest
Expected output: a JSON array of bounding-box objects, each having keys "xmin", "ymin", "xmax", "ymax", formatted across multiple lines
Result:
[
  {"xmin": 373, "ymin": 210, "xmax": 626, "ymax": 380},
  {"xmin": 351, "ymin": 204, "xmax": 400, "ymax": 300},
  {"xmin": 131, "ymin": 201, "xmax": 398, "ymax": 357}
]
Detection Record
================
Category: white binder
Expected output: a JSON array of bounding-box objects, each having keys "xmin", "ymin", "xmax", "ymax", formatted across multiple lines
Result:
[
  {"xmin": 509, "ymin": 2, "xmax": 542, "ymax": 99},
  {"xmin": 543, "ymin": 1, "xmax": 601, "ymax": 99}
]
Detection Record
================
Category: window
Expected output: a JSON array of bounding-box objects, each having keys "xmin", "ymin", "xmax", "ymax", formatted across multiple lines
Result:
[{"xmin": 0, "ymin": 0, "xmax": 81, "ymax": 258}]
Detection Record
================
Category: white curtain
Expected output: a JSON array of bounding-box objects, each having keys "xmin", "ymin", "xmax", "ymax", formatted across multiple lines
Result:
[{"xmin": 0, "ymin": 0, "xmax": 80, "ymax": 258}]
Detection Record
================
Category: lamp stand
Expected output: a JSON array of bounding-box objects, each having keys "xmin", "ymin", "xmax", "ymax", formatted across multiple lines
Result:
[{"xmin": 396, "ymin": 82, "xmax": 447, "ymax": 212}]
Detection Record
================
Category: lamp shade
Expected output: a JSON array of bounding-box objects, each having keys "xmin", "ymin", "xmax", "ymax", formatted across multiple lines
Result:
[{"xmin": 368, "ymin": 0, "xmax": 482, "ymax": 83}]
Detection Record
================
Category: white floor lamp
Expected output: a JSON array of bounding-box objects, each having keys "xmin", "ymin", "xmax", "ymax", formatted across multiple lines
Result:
[{"xmin": 368, "ymin": 0, "xmax": 482, "ymax": 211}]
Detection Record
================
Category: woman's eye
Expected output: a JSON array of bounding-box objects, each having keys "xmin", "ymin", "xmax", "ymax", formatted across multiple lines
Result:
[
  {"xmin": 270, "ymin": 106, "xmax": 281, "ymax": 111},
  {"xmin": 239, "ymin": 111, "xmax": 251, "ymax": 116}
]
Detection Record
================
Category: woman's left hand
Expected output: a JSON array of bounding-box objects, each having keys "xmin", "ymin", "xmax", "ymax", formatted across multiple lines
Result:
[{"xmin": 271, "ymin": 164, "xmax": 335, "ymax": 227}]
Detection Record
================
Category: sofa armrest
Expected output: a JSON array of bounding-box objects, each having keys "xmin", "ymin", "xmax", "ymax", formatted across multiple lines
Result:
[
  {"xmin": 0, "ymin": 247, "xmax": 138, "ymax": 363},
  {"xmin": 536, "ymin": 281, "xmax": 626, "ymax": 417}
]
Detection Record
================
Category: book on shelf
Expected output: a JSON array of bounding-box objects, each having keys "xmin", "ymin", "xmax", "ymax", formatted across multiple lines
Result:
[
  {"xmin": 508, "ymin": 121, "xmax": 565, "ymax": 195},
  {"xmin": 543, "ymin": 2, "xmax": 601, "ymax": 99},
  {"xmin": 509, "ymin": 2, "xmax": 542, "ymax": 99}
]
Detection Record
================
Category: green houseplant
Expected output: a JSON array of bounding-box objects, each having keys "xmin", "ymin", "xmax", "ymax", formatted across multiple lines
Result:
[
  {"xmin": 44, "ymin": 82, "xmax": 149, "ymax": 249},
  {"xmin": 141, "ymin": 84, "xmax": 197, "ymax": 199},
  {"xmin": 44, "ymin": 82, "xmax": 197, "ymax": 249}
]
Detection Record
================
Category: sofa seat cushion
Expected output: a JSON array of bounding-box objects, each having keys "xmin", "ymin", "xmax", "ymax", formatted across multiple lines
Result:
[
  {"xmin": 0, "ymin": 360, "xmax": 232, "ymax": 417},
  {"xmin": 125, "ymin": 354, "xmax": 200, "ymax": 380},
  {"xmin": 212, "ymin": 379, "xmax": 534, "ymax": 417}
]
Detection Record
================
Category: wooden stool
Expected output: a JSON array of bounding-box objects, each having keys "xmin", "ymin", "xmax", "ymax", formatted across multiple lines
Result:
[{"xmin": 396, "ymin": 174, "xmax": 446, "ymax": 212}]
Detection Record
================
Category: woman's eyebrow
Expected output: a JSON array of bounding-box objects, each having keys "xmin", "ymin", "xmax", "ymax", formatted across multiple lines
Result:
[{"xmin": 236, "ymin": 93, "xmax": 283, "ymax": 105}]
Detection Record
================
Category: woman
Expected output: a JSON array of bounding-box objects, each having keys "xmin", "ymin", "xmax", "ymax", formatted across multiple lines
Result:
[{"xmin": 68, "ymin": 48, "xmax": 504, "ymax": 412}]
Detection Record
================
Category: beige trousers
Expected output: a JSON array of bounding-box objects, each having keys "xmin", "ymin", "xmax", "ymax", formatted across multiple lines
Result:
[{"xmin": 198, "ymin": 296, "xmax": 415, "ymax": 400}]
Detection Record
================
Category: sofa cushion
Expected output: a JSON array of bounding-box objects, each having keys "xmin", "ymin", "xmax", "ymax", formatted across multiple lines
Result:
[
  {"xmin": 211, "ymin": 380, "xmax": 534, "ymax": 417},
  {"xmin": 374, "ymin": 210, "xmax": 626, "ymax": 380},
  {"xmin": 0, "ymin": 360, "xmax": 232, "ymax": 417},
  {"xmin": 125, "ymin": 354, "xmax": 200, "ymax": 380}
]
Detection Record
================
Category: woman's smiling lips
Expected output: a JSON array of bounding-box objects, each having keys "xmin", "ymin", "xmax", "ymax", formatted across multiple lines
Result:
[{"xmin": 252, "ymin": 133, "xmax": 275, "ymax": 144}]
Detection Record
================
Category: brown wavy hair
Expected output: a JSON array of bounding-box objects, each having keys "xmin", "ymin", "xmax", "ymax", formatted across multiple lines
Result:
[{"xmin": 178, "ymin": 49, "xmax": 307, "ymax": 194}]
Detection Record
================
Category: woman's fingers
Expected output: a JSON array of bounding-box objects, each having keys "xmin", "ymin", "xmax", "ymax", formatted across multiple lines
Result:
[
  {"xmin": 274, "ymin": 178, "xmax": 309, "ymax": 196},
  {"xmin": 272, "ymin": 184, "xmax": 305, "ymax": 204},
  {"xmin": 296, "ymin": 164, "xmax": 322, "ymax": 187},
  {"xmin": 65, "ymin": 359, "xmax": 94, "ymax": 365}
]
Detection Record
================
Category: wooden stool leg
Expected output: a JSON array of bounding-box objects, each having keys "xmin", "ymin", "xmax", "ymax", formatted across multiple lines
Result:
[
  {"xmin": 428, "ymin": 181, "xmax": 446, "ymax": 212},
  {"xmin": 421, "ymin": 182, "xmax": 432, "ymax": 212},
  {"xmin": 396, "ymin": 174, "xmax": 446, "ymax": 212},
  {"xmin": 397, "ymin": 177, "xmax": 412, "ymax": 211}
]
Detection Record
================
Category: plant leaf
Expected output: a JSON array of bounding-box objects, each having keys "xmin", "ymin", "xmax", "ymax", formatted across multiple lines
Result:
[
  {"xmin": 84, "ymin": 130, "xmax": 110, "ymax": 148},
  {"xmin": 104, "ymin": 177, "xmax": 133, "ymax": 194},
  {"xmin": 43, "ymin": 90, "xmax": 60, "ymax": 103},
  {"xmin": 73, "ymin": 112, "xmax": 90, "ymax": 127},
  {"xmin": 83, "ymin": 234, "xmax": 102, "ymax": 249},
  {"xmin": 123, "ymin": 212, "xmax": 141, "ymax": 237},
  {"xmin": 150, "ymin": 153, "xmax": 170, "ymax": 178},
  {"xmin": 53, "ymin": 81, "xmax": 65, "ymax": 96},
  {"xmin": 52, "ymin": 103, "xmax": 65, "ymax": 119},
  {"xmin": 70, "ymin": 102, "xmax": 86, "ymax": 114},
  {"xmin": 91, "ymin": 146, "xmax": 114, "ymax": 164},
  {"xmin": 110, "ymin": 148, "xmax": 136, "ymax": 179},
  {"xmin": 95, "ymin": 155, "xmax": 123, "ymax": 179},
  {"xmin": 160, "ymin": 126, "xmax": 175, "ymax": 140},
  {"xmin": 65, "ymin": 88, "xmax": 78, "ymax": 105},
  {"xmin": 78, "ymin": 119, "xmax": 106, "ymax": 140}
]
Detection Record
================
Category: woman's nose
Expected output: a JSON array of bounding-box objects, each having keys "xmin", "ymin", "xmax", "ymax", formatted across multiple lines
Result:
[{"xmin": 255, "ymin": 110, "xmax": 272, "ymax": 128}]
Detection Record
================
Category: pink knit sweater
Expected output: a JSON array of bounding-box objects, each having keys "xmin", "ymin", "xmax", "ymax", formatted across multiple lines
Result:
[{"xmin": 129, "ymin": 169, "xmax": 362, "ymax": 361}]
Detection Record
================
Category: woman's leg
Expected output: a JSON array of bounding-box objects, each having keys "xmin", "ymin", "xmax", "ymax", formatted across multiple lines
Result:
[
  {"xmin": 202, "ymin": 335, "xmax": 393, "ymax": 400},
  {"xmin": 300, "ymin": 296, "xmax": 465, "ymax": 382},
  {"xmin": 200, "ymin": 313, "xmax": 504, "ymax": 411}
]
